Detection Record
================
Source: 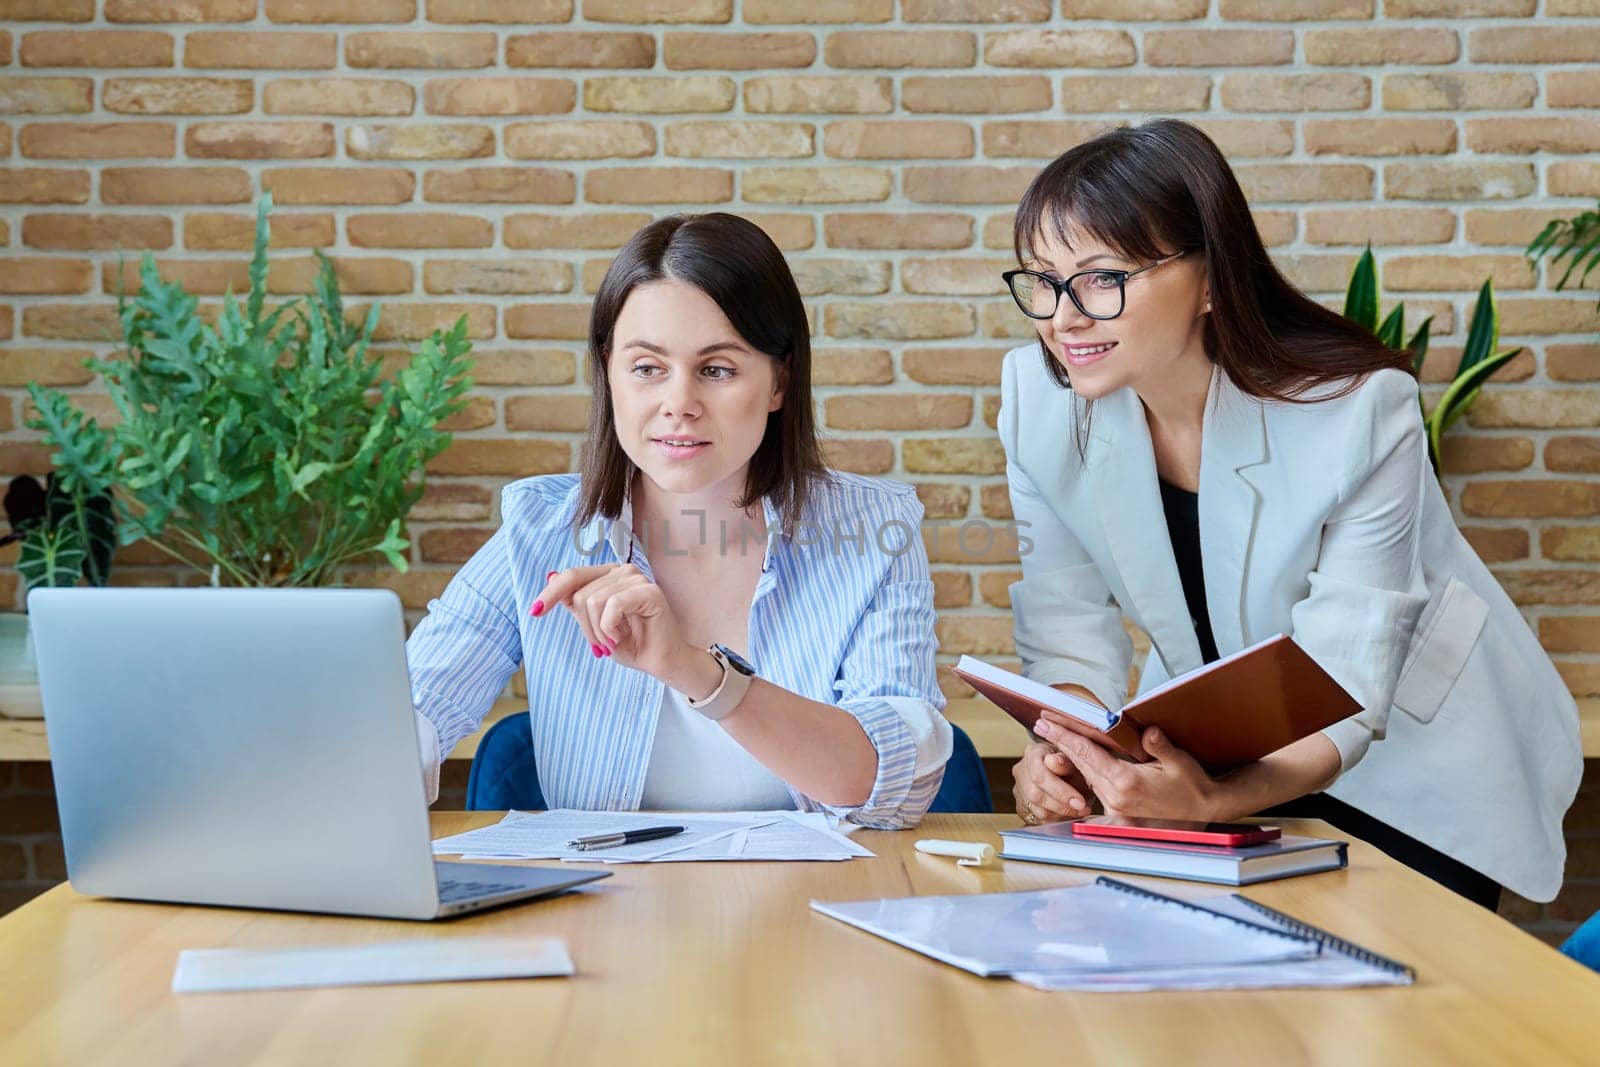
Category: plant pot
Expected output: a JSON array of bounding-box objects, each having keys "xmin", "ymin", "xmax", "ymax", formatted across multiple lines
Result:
[{"xmin": 0, "ymin": 613, "xmax": 43, "ymax": 719}]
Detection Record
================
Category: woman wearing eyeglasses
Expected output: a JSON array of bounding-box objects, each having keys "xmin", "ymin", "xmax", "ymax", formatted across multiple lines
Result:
[{"xmin": 998, "ymin": 120, "xmax": 1580, "ymax": 908}]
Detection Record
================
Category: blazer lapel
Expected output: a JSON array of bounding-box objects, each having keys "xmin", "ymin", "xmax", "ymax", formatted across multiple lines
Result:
[
  {"xmin": 1197, "ymin": 367, "xmax": 1269, "ymax": 656},
  {"xmin": 1089, "ymin": 387, "xmax": 1205, "ymax": 679}
]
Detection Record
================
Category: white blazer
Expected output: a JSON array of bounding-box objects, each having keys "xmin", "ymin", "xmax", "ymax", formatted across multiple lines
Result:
[{"xmin": 998, "ymin": 343, "xmax": 1582, "ymax": 901}]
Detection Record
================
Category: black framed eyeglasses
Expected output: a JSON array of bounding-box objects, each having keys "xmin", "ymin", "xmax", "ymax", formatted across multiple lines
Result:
[{"xmin": 1002, "ymin": 251, "xmax": 1187, "ymax": 321}]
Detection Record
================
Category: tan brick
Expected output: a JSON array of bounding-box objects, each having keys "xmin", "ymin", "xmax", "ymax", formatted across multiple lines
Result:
[
  {"xmin": 264, "ymin": 79, "xmax": 414, "ymax": 117},
  {"xmin": 347, "ymin": 32, "xmax": 496, "ymax": 69},
  {"xmin": 185, "ymin": 31, "xmax": 336, "ymax": 69},
  {"xmin": 813, "ymin": 347, "xmax": 892, "ymax": 385},
  {"xmin": 984, "ymin": 213, "xmax": 1017, "ymax": 249},
  {"xmin": 1061, "ymin": 74, "xmax": 1210, "ymax": 113},
  {"xmin": 505, "ymin": 212, "xmax": 649, "ymax": 250},
  {"xmin": 1221, "ymin": 73, "xmax": 1369, "ymax": 112},
  {"xmin": 1468, "ymin": 117, "xmax": 1600, "ymax": 155},
  {"xmin": 1541, "ymin": 530, "xmax": 1600, "ymax": 564},
  {"xmin": 424, "ymin": 77, "xmax": 574, "ymax": 117},
  {"xmin": 104, "ymin": 77, "xmax": 252, "ymax": 116},
  {"xmin": 427, "ymin": 439, "xmax": 569, "ymax": 478},
  {"xmin": 984, "ymin": 29, "xmax": 1133, "ymax": 68},
  {"xmin": 978, "ymin": 301, "xmax": 1036, "ymax": 340},
  {"xmin": 266, "ymin": 0, "xmax": 414, "ymax": 20},
  {"xmin": 1305, "ymin": 118, "xmax": 1457, "ymax": 157},
  {"xmin": 742, "ymin": 167, "xmax": 889, "ymax": 205},
  {"xmin": 824, "ymin": 30, "xmax": 973, "ymax": 68},
  {"xmin": 21, "ymin": 303, "xmax": 120, "ymax": 341},
  {"xmin": 586, "ymin": 0, "xmax": 729, "ymax": 20},
  {"xmin": 0, "ymin": 257, "xmax": 91, "ymax": 295},
  {"xmin": 1390, "ymin": 0, "xmax": 1532, "ymax": 12},
  {"xmin": 825, "ymin": 301, "xmax": 973, "ymax": 341},
  {"xmin": 1500, "ymin": 299, "xmax": 1600, "ymax": 336},
  {"xmin": 423, "ymin": 166, "xmax": 574, "ymax": 204},
  {"xmin": 745, "ymin": 0, "xmax": 890, "ymax": 21},
  {"xmin": 503, "ymin": 303, "xmax": 589, "ymax": 340},
  {"xmin": 407, "ymin": 484, "xmax": 493, "ymax": 523},
  {"xmin": 1146, "ymin": 30, "xmax": 1292, "ymax": 68},
  {"xmin": 503, "ymin": 395, "xmax": 589, "ymax": 432},
  {"xmin": 1547, "ymin": 436, "xmax": 1600, "ymax": 474},
  {"xmin": 1387, "ymin": 254, "xmax": 1535, "ymax": 293},
  {"xmin": 101, "ymin": 166, "xmax": 249, "ymax": 204},
  {"xmin": 587, "ymin": 166, "xmax": 732, "ymax": 204},
  {"xmin": 507, "ymin": 32, "xmax": 654, "ymax": 69},
  {"xmin": 1253, "ymin": 210, "xmax": 1297, "ymax": 247},
  {"xmin": 1269, "ymin": 253, "xmax": 1357, "ymax": 294},
  {"xmin": 19, "ymin": 122, "xmax": 174, "ymax": 159},
  {"xmin": 977, "ymin": 570, "xmax": 1017, "ymax": 608},
  {"xmin": 426, "ymin": 0, "xmax": 572, "ymax": 20},
  {"xmin": 1466, "ymin": 389, "xmax": 1600, "ymax": 429},
  {"xmin": 434, "ymin": 396, "xmax": 496, "ymax": 432},
  {"xmin": 466, "ymin": 348, "xmax": 576, "ymax": 385},
  {"xmin": 266, "ymin": 256, "xmax": 413, "ymax": 296},
  {"xmin": 901, "ymin": 256, "xmax": 1012, "ymax": 296},
  {"xmin": 824, "ymin": 213, "xmax": 971, "ymax": 250},
  {"xmin": 360, "ymin": 301, "xmax": 494, "ymax": 342},
  {"xmin": 107, "ymin": 0, "xmax": 255, "ymax": 19},
  {"xmin": 932, "ymin": 570, "xmax": 973, "ymax": 608},
  {"xmin": 924, "ymin": 520, "xmax": 1017, "ymax": 563},
  {"xmin": 20, "ymin": 30, "xmax": 172, "ymax": 68},
  {"xmin": 982, "ymin": 119, "xmax": 1122, "ymax": 159},
  {"xmin": 425, "ymin": 258, "xmax": 571, "ymax": 295},
  {"xmin": 904, "ymin": 0, "xmax": 1049, "ymax": 20},
  {"xmin": 902, "ymin": 76, "xmax": 1049, "ymax": 115},
  {"xmin": 665, "ymin": 121, "xmax": 813, "ymax": 159},
  {"xmin": 1386, "ymin": 162, "xmax": 1533, "ymax": 202},
  {"xmin": 346, "ymin": 124, "xmax": 494, "ymax": 161},
  {"xmin": 1305, "ymin": 207, "xmax": 1455, "ymax": 246},
  {"xmin": 664, "ymin": 32, "xmax": 814, "ymax": 70},
  {"xmin": 1234, "ymin": 164, "xmax": 1372, "ymax": 203},
  {"xmin": 103, "ymin": 256, "xmax": 250, "ymax": 296},
  {"xmin": 1303, "ymin": 27, "xmax": 1458, "ymax": 66},
  {"xmin": 186, "ymin": 121, "xmax": 333, "ymax": 160},
  {"xmin": 754, "ymin": 214, "xmax": 819, "ymax": 249},
  {"xmin": 823, "ymin": 120, "xmax": 971, "ymax": 160},
  {"xmin": 1540, "ymin": 616, "xmax": 1600, "ymax": 655},
  {"xmin": 1550, "ymin": 163, "xmax": 1600, "ymax": 198},
  {"xmin": 1462, "ymin": 481, "xmax": 1600, "ymax": 518},
  {"xmin": 262, "ymin": 167, "xmax": 414, "ymax": 205},
  {"xmin": 185, "ymin": 211, "xmax": 334, "ymax": 250},
  {"xmin": 905, "ymin": 165, "xmax": 1035, "ymax": 205},
  {"xmin": 1061, "ymin": 0, "xmax": 1205, "ymax": 15},
  {"xmin": 1184, "ymin": 119, "xmax": 1292, "ymax": 159},
  {"xmin": 902, "ymin": 347, "xmax": 1005, "ymax": 386},
  {"xmin": 790, "ymin": 259, "xmax": 890, "ymax": 296},
  {"xmin": 0, "ymin": 348, "xmax": 95, "ymax": 386},
  {"xmin": 745, "ymin": 76, "xmax": 892, "ymax": 115},
  {"xmin": 506, "ymin": 121, "xmax": 654, "ymax": 160},
  {"xmin": 1220, "ymin": 0, "xmax": 1372, "ymax": 14},
  {"xmin": 1470, "ymin": 26, "xmax": 1600, "ymax": 63},
  {"xmin": 819, "ymin": 437, "xmax": 894, "ymax": 475},
  {"xmin": 0, "ymin": 77, "xmax": 91, "ymax": 115},
  {"xmin": 1551, "ymin": 0, "xmax": 1600, "ymax": 11},
  {"xmin": 1548, "ymin": 71, "xmax": 1600, "ymax": 109},
  {"xmin": 22, "ymin": 213, "xmax": 172, "ymax": 251},
  {"xmin": 914, "ymin": 484, "xmax": 971, "ymax": 521},
  {"xmin": 1459, "ymin": 526, "xmax": 1528, "ymax": 563},
  {"xmin": 1547, "ymin": 345, "xmax": 1599, "ymax": 382},
  {"xmin": 348, "ymin": 213, "xmax": 492, "ymax": 249},
  {"xmin": 587, "ymin": 76, "xmax": 736, "ymax": 114},
  {"xmin": 1383, "ymin": 73, "xmax": 1536, "ymax": 111},
  {"xmin": 2, "ymin": 0, "xmax": 93, "ymax": 17},
  {"xmin": 1438, "ymin": 435, "xmax": 1535, "ymax": 473}
]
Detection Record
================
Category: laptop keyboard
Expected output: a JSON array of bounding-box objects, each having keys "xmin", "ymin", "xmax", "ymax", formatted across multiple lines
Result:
[{"xmin": 437, "ymin": 877, "xmax": 527, "ymax": 903}]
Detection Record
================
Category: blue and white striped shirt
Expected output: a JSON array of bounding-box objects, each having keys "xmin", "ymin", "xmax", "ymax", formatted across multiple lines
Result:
[{"xmin": 407, "ymin": 471, "xmax": 952, "ymax": 829}]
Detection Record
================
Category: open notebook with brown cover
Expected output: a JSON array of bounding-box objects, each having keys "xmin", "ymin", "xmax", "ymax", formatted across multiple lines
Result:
[{"xmin": 949, "ymin": 634, "xmax": 1360, "ymax": 774}]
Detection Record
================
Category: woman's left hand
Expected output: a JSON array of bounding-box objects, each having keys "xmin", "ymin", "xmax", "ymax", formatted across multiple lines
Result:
[
  {"xmin": 533, "ymin": 564, "xmax": 702, "ymax": 687},
  {"xmin": 1031, "ymin": 717, "xmax": 1224, "ymax": 822}
]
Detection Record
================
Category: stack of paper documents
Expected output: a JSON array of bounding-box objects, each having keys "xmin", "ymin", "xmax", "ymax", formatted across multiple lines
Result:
[
  {"xmin": 812, "ymin": 876, "xmax": 1413, "ymax": 992},
  {"xmin": 432, "ymin": 809, "xmax": 874, "ymax": 863}
]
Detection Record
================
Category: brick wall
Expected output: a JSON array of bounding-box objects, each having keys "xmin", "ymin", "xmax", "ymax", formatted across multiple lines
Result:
[{"xmin": 0, "ymin": 2, "xmax": 1596, "ymax": 932}]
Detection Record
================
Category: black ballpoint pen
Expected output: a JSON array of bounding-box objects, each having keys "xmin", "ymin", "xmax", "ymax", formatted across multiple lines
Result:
[{"xmin": 567, "ymin": 825, "xmax": 687, "ymax": 851}]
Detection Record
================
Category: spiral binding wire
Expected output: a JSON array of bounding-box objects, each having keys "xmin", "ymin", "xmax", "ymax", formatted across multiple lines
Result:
[
  {"xmin": 1232, "ymin": 896, "xmax": 1416, "ymax": 978},
  {"xmin": 1094, "ymin": 876, "xmax": 1319, "ymax": 949}
]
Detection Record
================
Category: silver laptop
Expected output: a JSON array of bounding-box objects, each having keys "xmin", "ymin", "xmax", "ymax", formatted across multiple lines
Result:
[{"xmin": 29, "ymin": 587, "xmax": 608, "ymax": 920}]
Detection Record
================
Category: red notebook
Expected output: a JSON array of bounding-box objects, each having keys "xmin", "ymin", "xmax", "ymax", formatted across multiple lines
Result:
[{"xmin": 949, "ymin": 634, "xmax": 1360, "ymax": 774}]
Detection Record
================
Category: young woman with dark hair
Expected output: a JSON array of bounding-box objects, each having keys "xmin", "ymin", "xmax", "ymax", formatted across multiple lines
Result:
[
  {"xmin": 407, "ymin": 213, "xmax": 951, "ymax": 827},
  {"xmin": 999, "ymin": 120, "xmax": 1580, "ymax": 908}
]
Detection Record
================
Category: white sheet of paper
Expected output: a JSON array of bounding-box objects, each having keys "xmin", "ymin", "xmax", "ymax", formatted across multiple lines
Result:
[
  {"xmin": 172, "ymin": 936, "xmax": 573, "ymax": 994},
  {"xmin": 623, "ymin": 812, "xmax": 874, "ymax": 862},
  {"xmin": 432, "ymin": 810, "xmax": 754, "ymax": 861}
]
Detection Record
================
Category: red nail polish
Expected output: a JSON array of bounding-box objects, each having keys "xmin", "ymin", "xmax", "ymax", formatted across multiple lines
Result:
[
  {"xmin": 529, "ymin": 600, "xmax": 544, "ymax": 617},
  {"xmin": 547, "ymin": 570, "xmax": 558, "ymax": 582},
  {"xmin": 591, "ymin": 643, "xmax": 603, "ymax": 657}
]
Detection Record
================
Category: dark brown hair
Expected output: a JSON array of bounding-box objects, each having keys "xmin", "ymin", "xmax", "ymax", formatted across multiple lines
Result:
[
  {"xmin": 576, "ymin": 212, "xmax": 827, "ymax": 534},
  {"xmin": 1013, "ymin": 119, "xmax": 1413, "ymax": 401}
]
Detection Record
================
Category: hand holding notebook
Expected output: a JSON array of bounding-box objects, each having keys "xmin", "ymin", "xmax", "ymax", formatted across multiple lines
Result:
[{"xmin": 950, "ymin": 634, "xmax": 1360, "ymax": 774}]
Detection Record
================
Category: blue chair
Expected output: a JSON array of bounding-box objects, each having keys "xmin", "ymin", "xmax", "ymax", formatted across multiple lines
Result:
[
  {"xmin": 466, "ymin": 712, "xmax": 993, "ymax": 814},
  {"xmin": 1560, "ymin": 912, "xmax": 1600, "ymax": 974}
]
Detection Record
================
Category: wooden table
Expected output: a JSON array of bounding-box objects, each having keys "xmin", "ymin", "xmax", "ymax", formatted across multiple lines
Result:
[{"xmin": 1, "ymin": 814, "xmax": 1597, "ymax": 1066}]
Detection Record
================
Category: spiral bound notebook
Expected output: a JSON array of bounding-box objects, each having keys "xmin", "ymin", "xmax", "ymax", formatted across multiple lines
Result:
[{"xmin": 813, "ymin": 876, "xmax": 1414, "ymax": 993}]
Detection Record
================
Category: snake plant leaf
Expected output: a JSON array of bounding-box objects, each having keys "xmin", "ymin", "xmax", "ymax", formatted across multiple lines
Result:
[
  {"xmin": 1426, "ymin": 347, "xmax": 1522, "ymax": 463},
  {"xmin": 1407, "ymin": 315, "xmax": 1433, "ymax": 374},
  {"xmin": 1455, "ymin": 279, "xmax": 1500, "ymax": 379},
  {"xmin": 1376, "ymin": 305, "xmax": 1406, "ymax": 350},
  {"xmin": 1343, "ymin": 245, "xmax": 1380, "ymax": 333}
]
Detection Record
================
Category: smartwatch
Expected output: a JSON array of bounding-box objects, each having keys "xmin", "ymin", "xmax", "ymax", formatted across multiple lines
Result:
[{"xmin": 686, "ymin": 643, "xmax": 756, "ymax": 722}]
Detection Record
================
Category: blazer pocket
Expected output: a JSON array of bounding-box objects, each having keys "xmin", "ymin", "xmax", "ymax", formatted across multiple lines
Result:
[{"xmin": 1392, "ymin": 576, "xmax": 1489, "ymax": 724}]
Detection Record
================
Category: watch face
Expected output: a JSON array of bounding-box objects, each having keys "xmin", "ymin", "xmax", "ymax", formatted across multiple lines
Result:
[{"xmin": 712, "ymin": 643, "xmax": 756, "ymax": 676}]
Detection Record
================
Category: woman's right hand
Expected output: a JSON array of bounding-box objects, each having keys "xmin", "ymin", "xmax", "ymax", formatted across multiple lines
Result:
[{"xmin": 1012, "ymin": 741, "xmax": 1093, "ymax": 824}]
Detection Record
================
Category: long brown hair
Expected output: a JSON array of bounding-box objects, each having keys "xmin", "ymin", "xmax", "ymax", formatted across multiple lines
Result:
[
  {"xmin": 576, "ymin": 212, "xmax": 827, "ymax": 534},
  {"xmin": 1013, "ymin": 119, "xmax": 1413, "ymax": 403}
]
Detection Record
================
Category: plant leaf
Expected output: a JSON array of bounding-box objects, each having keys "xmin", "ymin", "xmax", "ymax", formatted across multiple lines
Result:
[{"xmin": 1343, "ymin": 245, "xmax": 1380, "ymax": 333}]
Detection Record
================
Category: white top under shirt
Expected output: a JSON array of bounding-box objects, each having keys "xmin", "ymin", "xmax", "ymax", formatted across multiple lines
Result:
[{"xmin": 638, "ymin": 623, "xmax": 796, "ymax": 812}]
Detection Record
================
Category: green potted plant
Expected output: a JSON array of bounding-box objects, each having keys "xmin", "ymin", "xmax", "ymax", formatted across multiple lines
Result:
[
  {"xmin": 25, "ymin": 193, "xmax": 474, "ymax": 588},
  {"xmin": 1342, "ymin": 247, "xmax": 1521, "ymax": 476},
  {"xmin": 1527, "ymin": 199, "xmax": 1600, "ymax": 310}
]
